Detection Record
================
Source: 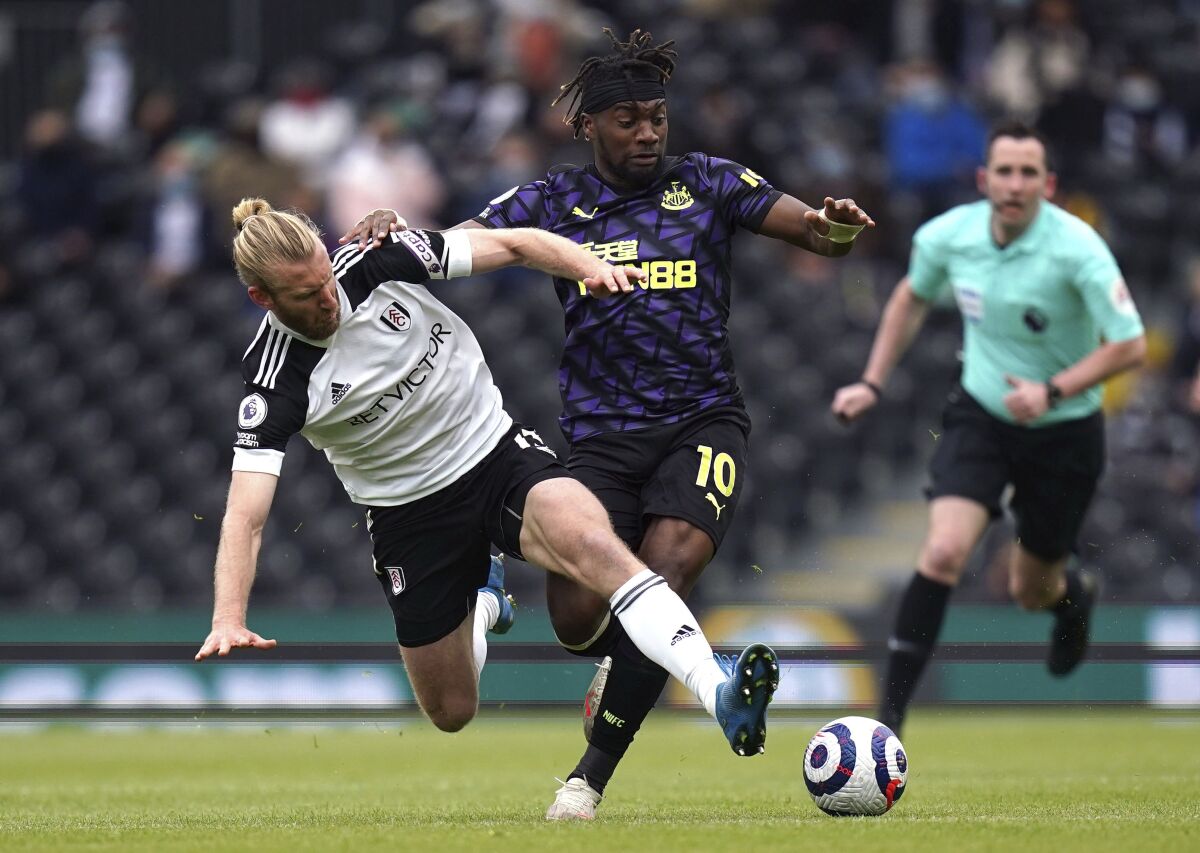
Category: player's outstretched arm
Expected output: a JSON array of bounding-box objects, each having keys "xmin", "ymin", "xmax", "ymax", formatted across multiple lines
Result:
[
  {"xmin": 758, "ymin": 195, "xmax": 876, "ymax": 257},
  {"xmin": 338, "ymin": 208, "xmax": 410, "ymax": 251},
  {"xmin": 832, "ymin": 277, "xmax": 930, "ymax": 424},
  {"xmin": 195, "ymin": 471, "xmax": 280, "ymax": 661},
  {"xmin": 464, "ymin": 227, "xmax": 645, "ymax": 296}
]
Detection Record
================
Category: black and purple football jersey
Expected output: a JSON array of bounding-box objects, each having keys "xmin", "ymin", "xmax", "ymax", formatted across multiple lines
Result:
[{"xmin": 475, "ymin": 153, "xmax": 781, "ymax": 443}]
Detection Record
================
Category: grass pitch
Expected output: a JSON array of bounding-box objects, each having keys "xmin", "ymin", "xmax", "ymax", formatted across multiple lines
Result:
[{"xmin": 2, "ymin": 708, "xmax": 1197, "ymax": 852}]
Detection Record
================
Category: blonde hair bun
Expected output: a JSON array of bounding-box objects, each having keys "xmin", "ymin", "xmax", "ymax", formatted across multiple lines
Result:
[{"xmin": 232, "ymin": 198, "xmax": 274, "ymax": 231}]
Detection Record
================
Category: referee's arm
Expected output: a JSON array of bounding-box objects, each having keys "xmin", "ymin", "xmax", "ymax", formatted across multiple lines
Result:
[
  {"xmin": 832, "ymin": 277, "xmax": 930, "ymax": 423},
  {"xmin": 861, "ymin": 278, "xmax": 931, "ymax": 391},
  {"xmin": 1046, "ymin": 334, "xmax": 1146, "ymax": 401}
]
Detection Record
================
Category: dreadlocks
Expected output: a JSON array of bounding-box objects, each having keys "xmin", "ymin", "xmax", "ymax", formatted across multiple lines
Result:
[{"xmin": 553, "ymin": 28, "xmax": 678, "ymax": 138}]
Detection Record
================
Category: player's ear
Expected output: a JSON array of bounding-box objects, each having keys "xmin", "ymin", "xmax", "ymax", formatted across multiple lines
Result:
[
  {"xmin": 247, "ymin": 285, "xmax": 274, "ymax": 311},
  {"xmin": 975, "ymin": 165, "xmax": 988, "ymax": 196},
  {"xmin": 1043, "ymin": 171, "xmax": 1058, "ymax": 200},
  {"xmin": 581, "ymin": 113, "xmax": 596, "ymax": 142}
]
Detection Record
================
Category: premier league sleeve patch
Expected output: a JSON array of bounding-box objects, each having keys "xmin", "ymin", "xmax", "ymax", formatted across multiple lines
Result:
[{"xmin": 238, "ymin": 393, "xmax": 269, "ymax": 429}]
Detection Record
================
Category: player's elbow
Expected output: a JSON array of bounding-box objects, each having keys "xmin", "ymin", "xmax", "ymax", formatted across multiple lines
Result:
[{"xmin": 1117, "ymin": 335, "xmax": 1147, "ymax": 371}]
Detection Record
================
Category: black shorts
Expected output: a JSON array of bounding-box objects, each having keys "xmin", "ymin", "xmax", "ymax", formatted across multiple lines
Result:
[
  {"xmin": 926, "ymin": 388, "xmax": 1105, "ymax": 561},
  {"xmin": 365, "ymin": 422, "xmax": 567, "ymax": 647},
  {"xmin": 567, "ymin": 406, "xmax": 751, "ymax": 551}
]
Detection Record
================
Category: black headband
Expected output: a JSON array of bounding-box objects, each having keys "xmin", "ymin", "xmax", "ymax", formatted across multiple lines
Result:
[{"xmin": 580, "ymin": 74, "xmax": 666, "ymax": 115}]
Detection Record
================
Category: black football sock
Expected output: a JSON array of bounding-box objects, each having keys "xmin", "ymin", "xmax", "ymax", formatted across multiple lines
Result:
[
  {"xmin": 880, "ymin": 572, "xmax": 953, "ymax": 727},
  {"xmin": 568, "ymin": 629, "xmax": 669, "ymax": 794},
  {"xmin": 567, "ymin": 744, "xmax": 620, "ymax": 794}
]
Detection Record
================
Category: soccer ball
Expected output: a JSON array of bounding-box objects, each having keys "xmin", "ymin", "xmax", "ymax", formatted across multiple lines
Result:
[{"xmin": 803, "ymin": 715, "xmax": 908, "ymax": 816}]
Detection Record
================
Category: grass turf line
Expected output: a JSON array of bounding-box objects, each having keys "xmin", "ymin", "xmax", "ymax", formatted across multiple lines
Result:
[{"xmin": 1, "ymin": 708, "xmax": 1197, "ymax": 852}]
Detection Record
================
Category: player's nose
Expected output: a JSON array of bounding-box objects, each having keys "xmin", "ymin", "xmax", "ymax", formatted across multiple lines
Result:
[{"xmin": 635, "ymin": 121, "xmax": 659, "ymax": 143}]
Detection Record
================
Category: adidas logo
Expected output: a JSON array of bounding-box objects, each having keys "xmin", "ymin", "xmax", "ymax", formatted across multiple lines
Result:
[
  {"xmin": 331, "ymin": 382, "xmax": 352, "ymax": 404},
  {"xmin": 670, "ymin": 623, "xmax": 699, "ymax": 646}
]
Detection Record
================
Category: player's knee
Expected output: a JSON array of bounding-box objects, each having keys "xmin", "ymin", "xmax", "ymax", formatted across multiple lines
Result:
[
  {"xmin": 919, "ymin": 540, "xmax": 969, "ymax": 584},
  {"xmin": 548, "ymin": 599, "xmax": 609, "ymax": 650},
  {"xmin": 1008, "ymin": 575, "xmax": 1054, "ymax": 610},
  {"xmin": 645, "ymin": 553, "xmax": 704, "ymax": 597},
  {"xmin": 423, "ymin": 695, "xmax": 477, "ymax": 732}
]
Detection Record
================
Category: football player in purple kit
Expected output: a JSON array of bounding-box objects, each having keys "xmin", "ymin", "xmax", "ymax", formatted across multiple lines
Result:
[{"xmin": 341, "ymin": 29, "xmax": 874, "ymax": 820}]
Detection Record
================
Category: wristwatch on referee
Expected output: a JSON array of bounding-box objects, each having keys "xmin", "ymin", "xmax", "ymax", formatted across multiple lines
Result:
[{"xmin": 1045, "ymin": 380, "xmax": 1064, "ymax": 409}]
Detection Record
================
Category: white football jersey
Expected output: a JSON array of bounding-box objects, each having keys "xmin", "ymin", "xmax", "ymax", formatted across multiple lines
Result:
[{"xmin": 231, "ymin": 229, "xmax": 513, "ymax": 505}]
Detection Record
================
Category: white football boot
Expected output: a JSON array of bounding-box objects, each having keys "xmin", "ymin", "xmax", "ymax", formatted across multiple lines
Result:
[{"xmin": 545, "ymin": 777, "xmax": 603, "ymax": 821}]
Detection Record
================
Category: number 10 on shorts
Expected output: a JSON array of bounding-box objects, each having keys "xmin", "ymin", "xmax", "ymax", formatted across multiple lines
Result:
[{"xmin": 695, "ymin": 444, "xmax": 735, "ymax": 496}]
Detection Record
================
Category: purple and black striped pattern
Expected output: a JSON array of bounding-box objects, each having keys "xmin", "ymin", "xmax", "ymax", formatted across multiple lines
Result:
[{"xmin": 476, "ymin": 153, "xmax": 780, "ymax": 443}]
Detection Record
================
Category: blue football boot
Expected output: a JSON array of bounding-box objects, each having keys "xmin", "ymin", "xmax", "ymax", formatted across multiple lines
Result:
[
  {"xmin": 479, "ymin": 554, "xmax": 515, "ymax": 635},
  {"xmin": 714, "ymin": 643, "xmax": 779, "ymax": 756}
]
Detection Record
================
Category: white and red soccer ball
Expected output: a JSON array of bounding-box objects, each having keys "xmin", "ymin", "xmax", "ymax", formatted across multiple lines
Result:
[{"xmin": 803, "ymin": 715, "xmax": 908, "ymax": 816}]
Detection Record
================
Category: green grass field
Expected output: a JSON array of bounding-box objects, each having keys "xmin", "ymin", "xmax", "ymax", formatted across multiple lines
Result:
[{"xmin": 2, "ymin": 709, "xmax": 1197, "ymax": 852}]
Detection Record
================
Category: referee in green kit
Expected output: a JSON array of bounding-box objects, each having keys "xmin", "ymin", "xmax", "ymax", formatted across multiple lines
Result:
[{"xmin": 831, "ymin": 120, "xmax": 1147, "ymax": 735}]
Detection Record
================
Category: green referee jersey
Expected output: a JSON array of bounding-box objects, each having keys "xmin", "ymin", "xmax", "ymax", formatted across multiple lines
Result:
[{"xmin": 907, "ymin": 199, "xmax": 1144, "ymax": 426}]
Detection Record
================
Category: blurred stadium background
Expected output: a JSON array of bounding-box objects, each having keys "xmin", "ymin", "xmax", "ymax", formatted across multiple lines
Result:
[{"xmin": 0, "ymin": 0, "xmax": 1197, "ymax": 714}]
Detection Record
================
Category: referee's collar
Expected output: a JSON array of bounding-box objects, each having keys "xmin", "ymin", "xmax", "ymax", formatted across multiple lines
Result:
[{"xmin": 990, "ymin": 201, "xmax": 1048, "ymax": 254}]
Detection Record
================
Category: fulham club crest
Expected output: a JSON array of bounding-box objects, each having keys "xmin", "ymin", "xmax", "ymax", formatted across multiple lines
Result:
[
  {"xmin": 379, "ymin": 301, "xmax": 411, "ymax": 332},
  {"xmin": 386, "ymin": 567, "xmax": 406, "ymax": 596}
]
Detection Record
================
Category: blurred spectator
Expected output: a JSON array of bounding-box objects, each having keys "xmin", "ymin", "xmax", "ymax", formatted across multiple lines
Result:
[
  {"xmin": 986, "ymin": 0, "xmax": 1090, "ymax": 120},
  {"xmin": 444, "ymin": 129, "xmax": 543, "ymax": 225},
  {"xmin": 43, "ymin": 1, "xmax": 161, "ymax": 157},
  {"xmin": 326, "ymin": 104, "xmax": 446, "ymax": 231},
  {"xmin": 883, "ymin": 59, "xmax": 985, "ymax": 250},
  {"xmin": 883, "ymin": 60, "xmax": 985, "ymax": 205},
  {"xmin": 131, "ymin": 85, "xmax": 184, "ymax": 162},
  {"xmin": 143, "ymin": 139, "xmax": 206, "ymax": 290},
  {"xmin": 14, "ymin": 110, "xmax": 97, "ymax": 268},
  {"xmin": 258, "ymin": 60, "xmax": 356, "ymax": 189},
  {"xmin": 72, "ymin": 1, "xmax": 134, "ymax": 150},
  {"xmin": 202, "ymin": 98, "xmax": 307, "ymax": 245},
  {"xmin": 1169, "ymin": 257, "xmax": 1200, "ymax": 410},
  {"xmin": 1103, "ymin": 64, "xmax": 1189, "ymax": 175}
]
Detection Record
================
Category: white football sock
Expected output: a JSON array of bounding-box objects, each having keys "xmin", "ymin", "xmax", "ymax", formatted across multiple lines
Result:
[
  {"xmin": 609, "ymin": 569, "xmax": 727, "ymax": 716},
  {"xmin": 472, "ymin": 590, "xmax": 500, "ymax": 683}
]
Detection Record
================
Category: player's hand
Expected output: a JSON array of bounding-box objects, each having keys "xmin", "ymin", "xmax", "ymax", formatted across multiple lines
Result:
[
  {"xmin": 582, "ymin": 264, "xmax": 644, "ymax": 298},
  {"xmin": 195, "ymin": 621, "xmax": 277, "ymax": 661},
  {"xmin": 1003, "ymin": 375, "xmax": 1050, "ymax": 424},
  {"xmin": 831, "ymin": 382, "xmax": 879, "ymax": 424},
  {"xmin": 804, "ymin": 197, "xmax": 876, "ymax": 235},
  {"xmin": 337, "ymin": 209, "xmax": 409, "ymax": 252}
]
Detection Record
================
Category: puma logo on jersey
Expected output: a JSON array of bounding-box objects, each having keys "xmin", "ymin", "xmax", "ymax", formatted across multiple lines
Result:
[
  {"xmin": 331, "ymin": 382, "xmax": 352, "ymax": 404},
  {"xmin": 572, "ymin": 206, "xmax": 598, "ymax": 219},
  {"xmin": 705, "ymin": 492, "xmax": 726, "ymax": 519}
]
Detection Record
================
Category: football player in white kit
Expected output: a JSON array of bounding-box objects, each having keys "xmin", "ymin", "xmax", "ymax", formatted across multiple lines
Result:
[{"xmin": 195, "ymin": 199, "xmax": 778, "ymax": 766}]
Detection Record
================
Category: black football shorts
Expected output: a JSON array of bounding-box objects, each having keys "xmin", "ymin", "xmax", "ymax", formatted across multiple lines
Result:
[
  {"xmin": 567, "ymin": 406, "xmax": 751, "ymax": 552},
  {"xmin": 365, "ymin": 422, "xmax": 568, "ymax": 647},
  {"xmin": 926, "ymin": 387, "xmax": 1105, "ymax": 561}
]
